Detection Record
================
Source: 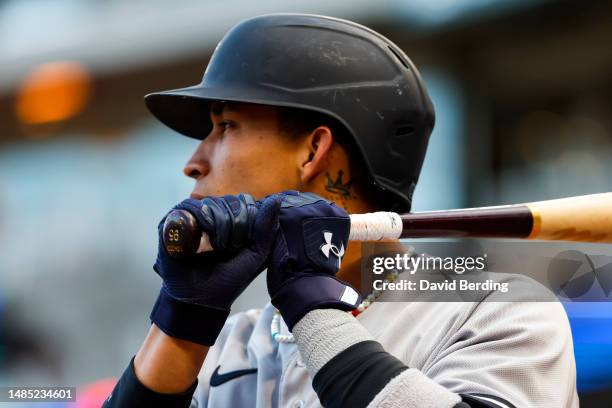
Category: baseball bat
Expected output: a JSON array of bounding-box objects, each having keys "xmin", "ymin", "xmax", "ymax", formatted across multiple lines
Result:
[{"xmin": 162, "ymin": 192, "xmax": 612, "ymax": 258}]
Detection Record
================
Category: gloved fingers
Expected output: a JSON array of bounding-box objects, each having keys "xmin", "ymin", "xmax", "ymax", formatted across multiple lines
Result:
[
  {"xmin": 222, "ymin": 194, "xmax": 256, "ymax": 251},
  {"xmin": 172, "ymin": 194, "xmax": 256, "ymax": 252},
  {"xmin": 172, "ymin": 198, "xmax": 214, "ymax": 230},
  {"xmin": 250, "ymin": 193, "xmax": 284, "ymax": 251},
  {"xmin": 277, "ymin": 191, "xmax": 331, "ymax": 209}
]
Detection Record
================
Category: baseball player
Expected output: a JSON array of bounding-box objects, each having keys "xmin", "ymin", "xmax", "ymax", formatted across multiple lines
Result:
[{"xmin": 103, "ymin": 14, "xmax": 578, "ymax": 407}]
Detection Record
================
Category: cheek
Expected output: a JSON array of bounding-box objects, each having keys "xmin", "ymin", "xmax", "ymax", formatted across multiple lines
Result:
[
  {"xmin": 215, "ymin": 138, "xmax": 298, "ymax": 196},
  {"xmin": 208, "ymin": 144, "xmax": 245, "ymax": 184}
]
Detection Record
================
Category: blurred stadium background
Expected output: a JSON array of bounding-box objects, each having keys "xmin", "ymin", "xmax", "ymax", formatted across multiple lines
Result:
[{"xmin": 1, "ymin": 0, "xmax": 612, "ymax": 406}]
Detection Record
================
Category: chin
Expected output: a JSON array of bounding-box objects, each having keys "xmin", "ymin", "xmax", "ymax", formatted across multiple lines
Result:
[{"xmin": 190, "ymin": 188, "xmax": 247, "ymax": 200}]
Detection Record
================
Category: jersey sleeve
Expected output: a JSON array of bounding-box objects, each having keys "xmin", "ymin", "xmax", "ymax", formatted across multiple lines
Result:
[
  {"xmin": 362, "ymin": 298, "xmax": 577, "ymax": 408},
  {"xmin": 295, "ymin": 277, "xmax": 577, "ymax": 408},
  {"xmin": 419, "ymin": 298, "xmax": 578, "ymax": 408}
]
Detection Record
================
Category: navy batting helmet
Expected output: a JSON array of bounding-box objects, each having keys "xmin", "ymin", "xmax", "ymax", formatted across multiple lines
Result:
[{"xmin": 145, "ymin": 14, "xmax": 435, "ymax": 211}]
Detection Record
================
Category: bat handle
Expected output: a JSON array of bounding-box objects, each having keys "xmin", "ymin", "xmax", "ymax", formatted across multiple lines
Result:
[{"xmin": 348, "ymin": 212, "xmax": 403, "ymax": 241}]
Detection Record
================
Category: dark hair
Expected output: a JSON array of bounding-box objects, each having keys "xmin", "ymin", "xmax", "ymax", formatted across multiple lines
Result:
[{"xmin": 276, "ymin": 106, "xmax": 398, "ymax": 211}]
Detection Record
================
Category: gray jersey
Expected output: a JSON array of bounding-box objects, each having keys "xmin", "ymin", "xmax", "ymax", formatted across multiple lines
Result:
[{"xmin": 191, "ymin": 286, "xmax": 578, "ymax": 407}]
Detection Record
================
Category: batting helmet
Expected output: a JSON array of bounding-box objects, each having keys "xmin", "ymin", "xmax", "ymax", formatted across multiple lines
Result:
[{"xmin": 145, "ymin": 13, "xmax": 435, "ymax": 211}]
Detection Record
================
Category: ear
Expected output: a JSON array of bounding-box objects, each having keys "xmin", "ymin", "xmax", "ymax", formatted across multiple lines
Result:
[{"xmin": 299, "ymin": 126, "xmax": 334, "ymax": 184}]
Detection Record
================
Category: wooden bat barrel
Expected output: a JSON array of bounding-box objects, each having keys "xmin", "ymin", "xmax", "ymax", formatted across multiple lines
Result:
[{"xmin": 401, "ymin": 192, "xmax": 612, "ymax": 243}]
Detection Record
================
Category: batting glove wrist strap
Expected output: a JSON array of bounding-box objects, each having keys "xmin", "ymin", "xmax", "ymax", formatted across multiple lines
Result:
[
  {"xmin": 150, "ymin": 288, "xmax": 230, "ymax": 345},
  {"xmin": 272, "ymin": 275, "xmax": 361, "ymax": 331}
]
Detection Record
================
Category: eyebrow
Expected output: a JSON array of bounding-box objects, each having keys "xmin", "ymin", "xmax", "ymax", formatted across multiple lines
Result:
[{"xmin": 210, "ymin": 102, "xmax": 236, "ymax": 117}]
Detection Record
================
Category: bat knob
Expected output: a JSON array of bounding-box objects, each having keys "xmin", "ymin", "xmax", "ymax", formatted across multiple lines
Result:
[{"xmin": 162, "ymin": 209, "xmax": 201, "ymax": 259}]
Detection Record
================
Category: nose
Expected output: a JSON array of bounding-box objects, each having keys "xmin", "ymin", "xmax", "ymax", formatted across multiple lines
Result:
[{"xmin": 183, "ymin": 143, "xmax": 210, "ymax": 180}]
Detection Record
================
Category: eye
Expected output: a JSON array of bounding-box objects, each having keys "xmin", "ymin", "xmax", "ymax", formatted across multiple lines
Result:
[{"xmin": 218, "ymin": 120, "xmax": 234, "ymax": 132}]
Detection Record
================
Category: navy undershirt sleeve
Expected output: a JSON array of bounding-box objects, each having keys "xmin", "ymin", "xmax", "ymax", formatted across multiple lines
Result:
[{"xmin": 102, "ymin": 356, "xmax": 197, "ymax": 408}]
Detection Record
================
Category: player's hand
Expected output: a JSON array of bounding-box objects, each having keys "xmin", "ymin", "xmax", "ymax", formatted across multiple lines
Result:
[
  {"xmin": 262, "ymin": 191, "xmax": 361, "ymax": 331},
  {"xmin": 150, "ymin": 194, "xmax": 281, "ymax": 345}
]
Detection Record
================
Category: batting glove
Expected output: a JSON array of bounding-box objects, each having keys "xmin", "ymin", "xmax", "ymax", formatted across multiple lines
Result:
[
  {"xmin": 150, "ymin": 194, "xmax": 280, "ymax": 345},
  {"xmin": 263, "ymin": 191, "xmax": 362, "ymax": 331}
]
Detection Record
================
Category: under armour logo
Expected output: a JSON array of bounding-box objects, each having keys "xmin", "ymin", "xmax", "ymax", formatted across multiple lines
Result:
[{"xmin": 320, "ymin": 231, "xmax": 345, "ymax": 268}]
